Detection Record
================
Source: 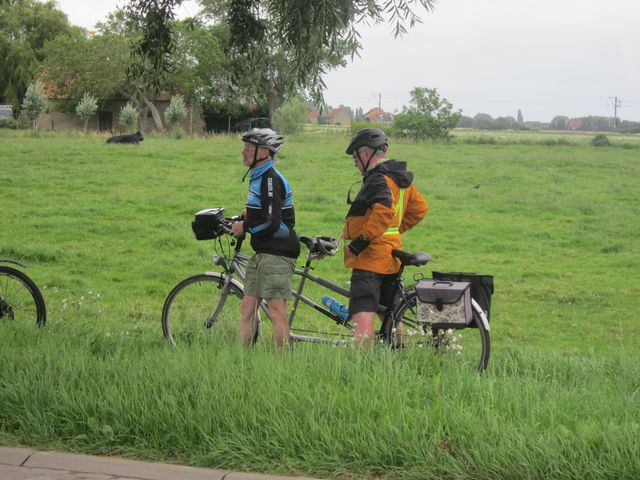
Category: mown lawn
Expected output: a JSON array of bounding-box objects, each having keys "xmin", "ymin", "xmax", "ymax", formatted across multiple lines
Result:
[{"xmin": 1, "ymin": 131, "xmax": 639, "ymax": 479}]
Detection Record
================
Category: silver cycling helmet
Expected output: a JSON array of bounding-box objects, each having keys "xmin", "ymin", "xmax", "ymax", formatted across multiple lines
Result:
[{"xmin": 241, "ymin": 128, "xmax": 284, "ymax": 155}]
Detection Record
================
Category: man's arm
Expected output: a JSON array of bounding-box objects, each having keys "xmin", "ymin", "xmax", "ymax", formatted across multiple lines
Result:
[
  {"xmin": 400, "ymin": 186, "xmax": 428, "ymax": 234},
  {"xmin": 347, "ymin": 176, "xmax": 396, "ymax": 255},
  {"xmin": 245, "ymin": 172, "xmax": 283, "ymax": 237}
]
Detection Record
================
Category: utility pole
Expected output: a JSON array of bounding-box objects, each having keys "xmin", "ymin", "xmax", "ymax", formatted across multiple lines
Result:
[
  {"xmin": 378, "ymin": 93, "xmax": 381, "ymax": 110},
  {"xmin": 610, "ymin": 96, "xmax": 622, "ymax": 131}
]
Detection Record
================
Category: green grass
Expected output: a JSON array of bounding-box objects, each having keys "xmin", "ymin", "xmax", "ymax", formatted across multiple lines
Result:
[{"xmin": 1, "ymin": 131, "xmax": 639, "ymax": 478}]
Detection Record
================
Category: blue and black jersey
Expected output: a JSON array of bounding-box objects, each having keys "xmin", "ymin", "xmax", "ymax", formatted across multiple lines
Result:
[{"xmin": 244, "ymin": 160, "xmax": 300, "ymax": 259}]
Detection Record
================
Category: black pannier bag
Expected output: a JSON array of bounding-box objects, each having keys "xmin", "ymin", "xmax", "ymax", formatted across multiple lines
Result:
[
  {"xmin": 191, "ymin": 208, "xmax": 225, "ymax": 240},
  {"xmin": 432, "ymin": 271, "xmax": 494, "ymax": 327},
  {"xmin": 415, "ymin": 280, "xmax": 472, "ymax": 329}
]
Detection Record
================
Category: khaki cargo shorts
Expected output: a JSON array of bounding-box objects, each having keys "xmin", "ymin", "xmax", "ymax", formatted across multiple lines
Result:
[{"xmin": 244, "ymin": 253, "xmax": 296, "ymax": 300}]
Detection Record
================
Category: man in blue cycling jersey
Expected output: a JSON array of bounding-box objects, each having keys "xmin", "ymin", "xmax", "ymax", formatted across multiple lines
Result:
[{"xmin": 231, "ymin": 128, "xmax": 300, "ymax": 350}]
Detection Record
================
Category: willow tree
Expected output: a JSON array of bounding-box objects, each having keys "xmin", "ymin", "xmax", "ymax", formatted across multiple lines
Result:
[{"xmin": 124, "ymin": 0, "xmax": 435, "ymax": 120}]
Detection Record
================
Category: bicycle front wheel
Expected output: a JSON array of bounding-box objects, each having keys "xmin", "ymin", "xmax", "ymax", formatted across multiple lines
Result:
[
  {"xmin": 162, "ymin": 273, "xmax": 247, "ymax": 347},
  {"xmin": 386, "ymin": 290, "xmax": 490, "ymax": 372},
  {"xmin": 0, "ymin": 266, "xmax": 46, "ymax": 327}
]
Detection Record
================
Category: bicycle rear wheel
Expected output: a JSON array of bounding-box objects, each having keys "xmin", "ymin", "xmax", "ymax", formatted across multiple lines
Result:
[
  {"xmin": 0, "ymin": 266, "xmax": 46, "ymax": 327},
  {"xmin": 162, "ymin": 273, "xmax": 251, "ymax": 347},
  {"xmin": 385, "ymin": 290, "xmax": 490, "ymax": 372}
]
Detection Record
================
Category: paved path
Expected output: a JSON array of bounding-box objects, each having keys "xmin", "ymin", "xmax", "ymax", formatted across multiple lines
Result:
[{"xmin": 0, "ymin": 447, "xmax": 318, "ymax": 480}]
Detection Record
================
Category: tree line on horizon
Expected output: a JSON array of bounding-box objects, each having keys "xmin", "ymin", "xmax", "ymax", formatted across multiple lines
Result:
[{"xmin": 457, "ymin": 112, "xmax": 640, "ymax": 134}]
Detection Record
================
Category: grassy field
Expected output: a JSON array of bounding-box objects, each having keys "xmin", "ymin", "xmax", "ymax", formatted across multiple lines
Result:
[{"xmin": 1, "ymin": 130, "xmax": 639, "ymax": 479}]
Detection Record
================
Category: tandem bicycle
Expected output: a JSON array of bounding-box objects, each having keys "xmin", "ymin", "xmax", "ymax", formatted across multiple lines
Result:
[{"xmin": 161, "ymin": 208, "xmax": 492, "ymax": 371}]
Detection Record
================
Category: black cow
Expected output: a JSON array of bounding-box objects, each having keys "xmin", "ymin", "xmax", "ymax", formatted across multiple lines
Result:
[{"xmin": 106, "ymin": 131, "xmax": 144, "ymax": 144}]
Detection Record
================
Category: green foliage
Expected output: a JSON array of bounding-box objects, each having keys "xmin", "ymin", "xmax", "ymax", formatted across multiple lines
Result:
[
  {"xmin": 579, "ymin": 116, "xmax": 614, "ymax": 132},
  {"xmin": 473, "ymin": 113, "xmax": 494, "ymax": 130},
  {"xmin": 203, "ymin": 0, "xmax": 435, "ymax": 103},
  {"xmin": 75, "ymin": 93, "xmax": 98, "ymax": 134},
  {"xmin": 272, "ymin": 97, "xmax": 308, "ymax": 134},
  {"xmin": 118, "ymin": 103, "xmax": 139, "ymax": 132},
  {"xmin": 494, "ymin": 116, "xmax": 520, "ymax": 130},
  {"xmin": 123, "ymin": 0, "xmax": 179, "ymax": 94},
  {"xmin": 164, "ymin": 94, "xmax": 187, "ymax": 138},
  {"xmin": 167, "ymin": 21, "xmax": 229, "ymax": 105},
  {"xmin": 591, "ymin": 134, "xmax": 611, "ymax": 147},
  {"xmin": 393, "ymin": 86, "xmax": 461, "ymax": 142},
  {"xmin": 0, "ymin": 117, "xmax": 16, "ymax": 129},
  {"xmin": 41, "ymin": 25, "xmax": 130, "ymax": 105},
  {"xmin": 457, "ymin": 115, "xmax": 474, "ymax": 128},
  {"xmin": 20, "ymin": 82, "xmax": 47, "ymax": 128},
  {"xmin": 0, "ymin": 0, "xmax": 73, "ymax": 116},
  {"xmin": 550, "ymin": 115, "xmax": 569, "ymax": 130},
  {"xmin": 349, "ymin": 121, "xmax": 377, "ymax": 135}
]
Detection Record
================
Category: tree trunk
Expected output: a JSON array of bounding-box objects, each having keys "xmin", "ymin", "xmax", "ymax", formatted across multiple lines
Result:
[
  {"xmin": 267, "ymin": 80, "xmax": 285, "ymax": 125},
  {"xmin": 138, "ymin": 90, "xmax": 164, "ymax": 132}
]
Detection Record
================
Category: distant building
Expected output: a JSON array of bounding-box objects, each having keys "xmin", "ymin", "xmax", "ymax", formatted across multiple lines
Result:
[
  {"xmin": 567, "ymin": 118, "xmax": 583, "ymax": 131},
  {"xmin": 0, "ymin": 105, "xmax": 13, "ymax": 119},
  {"xmin": 308, "ymin": 108, "xmax": 319, "ymax": 124},
  {"xmin": 362, "ymin": 107, "xmax": 392, "ymax": 124},
  {"xmin": 327, "ymin": 105, "xmax": 352, "ymax": 126}
]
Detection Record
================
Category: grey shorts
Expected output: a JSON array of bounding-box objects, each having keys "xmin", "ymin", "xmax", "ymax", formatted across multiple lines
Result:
[
  {"xmin": 349, "ymin": 269, "xmax": 400, "ymax": 314},
  {"xmin": 244, "ymin": 253, "xmax": 296, "ymax": 300}
]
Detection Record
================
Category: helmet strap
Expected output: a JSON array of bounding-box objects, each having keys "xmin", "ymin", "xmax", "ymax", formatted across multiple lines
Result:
[
  {"xmin": 242, "ymin": 146, "xmax": 270, "ymax": 182},
  {"xmin": 358, "ymin": 147, "xmax": 380, "ymax": 175}
]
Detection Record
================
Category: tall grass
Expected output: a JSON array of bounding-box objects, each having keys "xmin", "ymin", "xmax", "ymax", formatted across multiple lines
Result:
[
  {"xmin": 1, "ymin": 322, "xmax": 638, "ymax": 479},
  {"xmin": 1, "ymin": 132, "xmax": 639, "ymax": 478}
]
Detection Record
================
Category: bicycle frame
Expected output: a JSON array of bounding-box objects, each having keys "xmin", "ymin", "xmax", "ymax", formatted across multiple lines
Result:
[{"xmin": 208, "ymin": 233, "xmax": 358, "ymax": 345}]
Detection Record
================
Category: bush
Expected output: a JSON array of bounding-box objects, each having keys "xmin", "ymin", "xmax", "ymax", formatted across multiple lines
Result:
[
  {"xmin": 350, "ymin": 121, "xmax": 378, "ymax": 135},
  {"xmin": 591, "ymin": 134, "xmax": 611, "ymax": 147},
  {"xmin": 119, "ymin": 103, "xmax": 139, "ymax": 132},
  {"xmin": 76, "ymin": 93, "xmax": 98, "ymax": 134},
  {"xmin": 21, "ymin": 83, "xmax": 48, "ymax": 129},
  {"xmin": 164, "ymin": 94, "xmax": 187, "ymax": 138},
  {"xmin": 272, "ymin": 97, "xmax": 308, "ymax": 135},
  {"xmin": 0, "ymin": 118, "xmax": 16, "ymax": 129}
]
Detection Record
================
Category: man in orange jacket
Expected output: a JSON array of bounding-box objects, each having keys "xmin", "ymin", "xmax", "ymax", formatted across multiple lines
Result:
[{"xmin": 344, "ymin": 128, "xmax": 428, "ymax": 347}]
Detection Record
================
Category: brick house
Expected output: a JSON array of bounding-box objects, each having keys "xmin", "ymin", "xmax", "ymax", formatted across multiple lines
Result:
[
  {"xmin": 327, "ymin": 106, "xmax": 352, "ymax": 126},
  {"xmin": 362, "ymin": 107, "xmax": 392, "ymax": 124}
]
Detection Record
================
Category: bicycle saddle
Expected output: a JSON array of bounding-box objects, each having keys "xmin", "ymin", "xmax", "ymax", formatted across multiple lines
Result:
[
  {"xmin": 392, "ymin": 249, "xmax": 431, "ymax": 266},
  {"xmin": 299, "ymin": 235, "xmax": 339, "ymax": 256}
]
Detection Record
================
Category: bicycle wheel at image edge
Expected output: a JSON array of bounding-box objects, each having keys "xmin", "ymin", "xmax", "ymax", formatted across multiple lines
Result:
[
  {"xmin": 385, "ymin": 290, "xmax": 490, "ymax": 372},
  {"xmin": 162, "ymin": 273, "xmax": 255, "ymax": 347},
  {"xmin": 0, "ymin": 265, "xmax": 46, "ymax": 326}
]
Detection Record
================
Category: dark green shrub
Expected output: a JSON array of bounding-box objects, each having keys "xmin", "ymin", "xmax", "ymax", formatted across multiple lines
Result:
[
  {"xmin": 591, "ymin": 134, "xmax": 611, "ymax": 147},
  {"xmin": 0, "ymin": 118, "xmax": 17, "ymax": 129}
]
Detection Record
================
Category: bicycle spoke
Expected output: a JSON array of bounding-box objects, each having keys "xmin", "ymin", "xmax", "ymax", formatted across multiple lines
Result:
[
  {"xmin": 388, "ymin": 292, "xmax": 490, "ymax": 371},
  {"xmin": 0, "ymin": 266, "xmax": 45, "ymax": 325},
  {"xmin": 162, "ymin": 274, "xmax": 244, "ymax": 347}
]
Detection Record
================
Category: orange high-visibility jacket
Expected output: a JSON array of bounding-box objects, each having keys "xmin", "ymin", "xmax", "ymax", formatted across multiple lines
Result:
[{"xmin": 344, "ymin": 159, "xmax": 428, "ymax": 274}]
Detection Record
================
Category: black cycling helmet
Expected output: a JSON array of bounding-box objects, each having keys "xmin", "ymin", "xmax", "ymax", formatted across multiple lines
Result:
[
  {"xmin": 241, "ymin": 128, "xmax": 284, "ymax": 155},
  {"xmin": 345, "ymin": 128, "xmax": 388, "ymax": 155}
]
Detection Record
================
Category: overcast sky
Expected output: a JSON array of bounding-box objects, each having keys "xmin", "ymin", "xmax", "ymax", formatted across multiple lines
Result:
[{"xmin": 55, "ymin": 0, "xmax": 640, "ymax": 122}]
